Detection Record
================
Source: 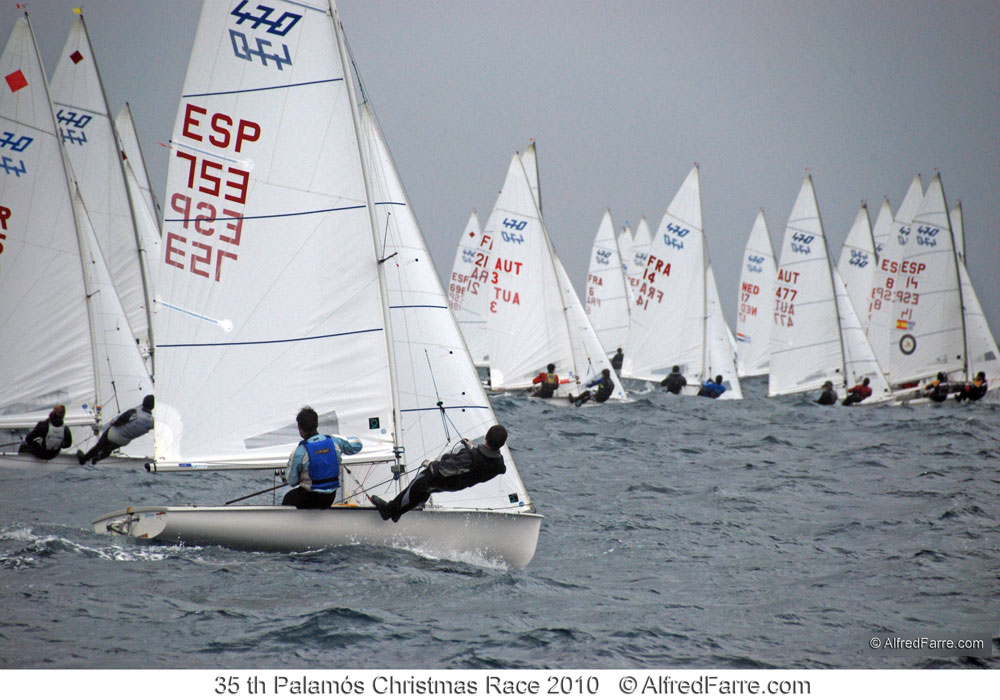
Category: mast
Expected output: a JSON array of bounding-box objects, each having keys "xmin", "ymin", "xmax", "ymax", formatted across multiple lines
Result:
[
  {"xmin": 817, "ymin": 181, "xmax": 850, "ymax": 389},
  {"xmin": 699, "ymin": 177, "xmax": 709, "ymax": 380},
  {"xmin": 331, "ymin": 2, "xmax": 406, "ymax": 473},
  {"xmin": 77, "ymin": 10, "xmax": 155, "ymax": 374},
  {"xmin": 940, "ymin": 179, "xmax": 970, "ymax": 382},
  {"xmin": 120, "ymin": 102, "xmax": 162, "ymax": 221},
  {"xmin": 25, "ymin": 11, "xmax": 103, "ymax": 425}
]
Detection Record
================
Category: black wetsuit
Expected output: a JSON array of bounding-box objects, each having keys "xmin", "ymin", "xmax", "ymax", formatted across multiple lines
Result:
[{"xmin": 373, "ymin": 443, "xmax": 506, "ymax": 522}]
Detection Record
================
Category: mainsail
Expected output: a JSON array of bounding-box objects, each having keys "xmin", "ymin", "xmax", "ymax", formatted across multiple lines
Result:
[
  {"xmin": 836, "ymin": 203, "xmax": 876, "ymax": 338},
  {"xmin": 735, "ymin": 209, "xmax": 775, "ymax": 377},
  {"xmin": 447, "ymin": 211, "xmax": 490, "ymax": 367},
  {"xmin": 887, "ymin": 174, "xmax": 966, "ymax": 385},
  {"xmin": 769, "ymin": 176, "xmax": 889, "ymax": 398},
  {"xmin": 0, "ymin": 15, "xmax": 151, "ymax": 443},
  {"xmin": 585, "ymin": 209, "xmax": 631, "ymax": 354},
  {"xmin": 50, "ymin": 10, "xmax": 154, "ymax": 367}
]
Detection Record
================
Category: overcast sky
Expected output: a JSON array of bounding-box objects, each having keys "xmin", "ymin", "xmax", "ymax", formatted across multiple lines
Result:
[{"xmin": 4, "ymin": 0, "xmax": 998, "ymax": 334}]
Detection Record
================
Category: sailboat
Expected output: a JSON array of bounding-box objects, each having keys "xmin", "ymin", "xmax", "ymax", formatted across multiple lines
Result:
[
  {"xmin": 867, "ymin": 175, "xmax": 923, "ymax": 375},
  {"xmin": 584, "ymin": 209, "xmax": 631, "ymax": 354},
  {"xmin": 50, "ymin": 9, "xmax": 155, "ymax": 370},
  {"xmin": 481, "ymin": 146, "xmax": 626, "ymax": 402},
  {"xmin": 447, "ymin": 211, "xmax": 491, "ymax": 368},
  {"xmin": 0, "ymin": 14, "xmax": 152, "ymax": 456},
  {"xmin": 835, "ymin": 203, "xmax": 876, "ymax": 340},
  {"xmin": 951, "ymin": 202, "xmax": 1000, "ymax": 386},
  {"xmin": 626, "ymin": 216, "xmax": 652, "ymax": 301},
  {"xmin": 621, "ymin": 165, "xmax": 742, "ymax": 398},
  {"xmin": 92, "ymin": 0, "xmax": 540, "ymax": 567},
  {"xmin": 884, "ymin": 174, "xmax": 967, "ymax": 389},
  {"xmin": 735, "ymin": 209, "xmax": 775, "ymax": 378},
  {"xmin": 768, "ymin": 175, "xmax": 891, "ymax": 402}
]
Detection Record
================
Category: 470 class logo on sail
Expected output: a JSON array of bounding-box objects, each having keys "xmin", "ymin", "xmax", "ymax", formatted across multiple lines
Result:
[{"xmin": 229, "ymin": 0, "xmax": 302, "ymax": 70}]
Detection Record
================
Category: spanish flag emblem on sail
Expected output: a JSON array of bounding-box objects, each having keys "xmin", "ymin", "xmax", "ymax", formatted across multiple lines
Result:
[{"xmin": 896, "ymin": 319, "xmax": 909, "ymax": 330}]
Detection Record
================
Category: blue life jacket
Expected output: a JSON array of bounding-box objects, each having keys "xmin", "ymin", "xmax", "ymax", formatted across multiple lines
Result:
[{"xmin": 304, "ymin": 436, "xmax": 340, "ymax": 492}]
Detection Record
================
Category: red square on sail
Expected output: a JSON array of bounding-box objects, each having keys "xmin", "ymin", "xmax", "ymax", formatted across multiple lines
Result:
[
  {"xmin": 5, "ymin": 69, "xmax": 28, "ymax": 93},
  {"xmin": 70, "ymin": 50, "xmax": 84, "ymax": 64}
]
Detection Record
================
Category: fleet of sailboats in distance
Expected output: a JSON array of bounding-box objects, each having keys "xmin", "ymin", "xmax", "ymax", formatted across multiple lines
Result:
[{"xmin": 2, "ymin": 2, "xmax": 997, "ymax": 571}]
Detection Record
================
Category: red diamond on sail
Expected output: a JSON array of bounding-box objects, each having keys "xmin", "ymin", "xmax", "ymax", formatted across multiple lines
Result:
[
  {"xmin": 5, "ymin": 70, "xmax": 28, "ymax": 93},
  {"xmin": 70, "ymin": 50, "xmax": 84, "ymax": 64}
]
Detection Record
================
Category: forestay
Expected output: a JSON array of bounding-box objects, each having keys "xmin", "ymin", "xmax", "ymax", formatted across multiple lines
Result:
[
  {"xmin": 358, "ymin": 104, "xmax": 530, "ymax": 509},
  {"xmin": 446, "ymin": 211, "xmax": 490, "ymax": 367},
  {"xmin": 115, "ymin": 103, "xmax": 161, "ymax": 222},
  {"xmin": 0, "ymin": 16, "xmax": 150, "ymax": 443},
  {"xmin": 735, "ymin": 209, "xmax": 775, "ymax": 378},
  {"xmin": 617, "ymin": 222, "xmax": 634, "ymax": 300},
  {"xmin": 50, "ymin": 12, "xmax": 154, "ymax": 366},
  {"xmin": 952, "ymin": 203, "xmax": 1000, "ymax": 384},
  {"xmin": 585, "ymin": 209, "xmax": 630, "ymax": 355},
  {"xmin": 836, "ymin": 204, "xmax": 876, "ymax": 338}
]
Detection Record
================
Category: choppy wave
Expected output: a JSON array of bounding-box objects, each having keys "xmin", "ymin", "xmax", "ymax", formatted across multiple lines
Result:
[{"xmin": 1, "ymin": 381, "xmax": 998, "ymax": 669}]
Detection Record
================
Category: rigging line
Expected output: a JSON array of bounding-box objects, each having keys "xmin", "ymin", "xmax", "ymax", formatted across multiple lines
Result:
[
  {"xmin": 182, "ymin": 77, "xmax": 342, "ymax": 99},
  {"xmin": 336, "ymin": 467, "xmax": 409, "ymax": 505},
  {"xmin": 164, "ymin": 203, "xmax": 365, "ymax": 223},
  {"xmin": 424, "ymin": 349, "xmax": 451, "ymax": 442},
  {"xmin": 379, "ymin": 210, "xmax": 393, "ymax": 262}
]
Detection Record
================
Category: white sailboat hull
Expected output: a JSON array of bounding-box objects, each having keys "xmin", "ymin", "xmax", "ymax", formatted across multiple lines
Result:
[{"xmin": 93, "ymin": 504, "xmax": 542, "ymax": 569}]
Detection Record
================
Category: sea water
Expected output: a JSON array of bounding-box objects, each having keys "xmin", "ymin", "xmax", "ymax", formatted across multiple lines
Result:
[{"xmin": 1, "ymin": 378, "xmax": 997, "ymax": 669}]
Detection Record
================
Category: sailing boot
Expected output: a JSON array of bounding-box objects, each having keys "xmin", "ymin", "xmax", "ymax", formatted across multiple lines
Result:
[{"xmin": 369, "ymin": 495, "xmax": 392, "ymax": 522}]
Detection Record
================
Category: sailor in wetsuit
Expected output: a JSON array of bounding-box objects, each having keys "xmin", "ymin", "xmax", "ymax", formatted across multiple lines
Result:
[
  {"xmin": 570, "ymin": 368, "xmax": 615, "ymax": 406},
  {"xmin": 955, "ymin": 371, "xmax": 988, "ymax": 402},
  {"xmin": 842, "ymin": 377, "xmax": 873, "ymax": 406},
  {"xmin": 660, "ymin": 365, "xmax": 687, "ymax": 395},
  {"xmin": 18, "ymin": 404, "xmax": 72, "ymax": 460},
  {"xmin": 530, "ymin": 363, "xmax": 561, "ymax": 399},
  {"xmin": 282, "ymin": 406, "xmax": 362, "ymax": 509},
  {"xmin": 610, "ymin": 348, "xmax": 624, "ymax": 371},
  {"xmin": 77, "ymin": 395, "xmax": 154, "ymax": 465},
  {"xmin": 815, "ymin": 380, "xmax": 837, "ymax": 405},
  {"xmin": 698, "ymin": 375, "xmax": 727, "ymax": 399},
  {"xmin": 370, "ymin": 425, "xmax": 508, "ymax": 522},
  {"xmin": 924, "ymin": 372, "xmax": 950, "ymax": 403}
]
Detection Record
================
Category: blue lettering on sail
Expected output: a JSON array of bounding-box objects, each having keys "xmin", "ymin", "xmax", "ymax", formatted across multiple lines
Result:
[
  {"xmin": 746, "ymin": 263, "xmax": 763, "ymax": 274},
  {"xmin": 0, "ymin": 131, "xmax": 33, "ymax": 153},
  {"xmin": 461, "ymin": 248, "xmax": 475, "ymax": 264},
  {"xmin": 633, "ymin": 252, "xmax": 648, "ymax": 266},
  {"xmin": 791, "ymin": 232, "xmax": 813, "ymax": 255},
  {"xmin": 231, "ymin": 1, "xmax": 302, "ymax": 36},
  {"xmin": 595, "ymin": 248, "xmax": 611, "ymax": 265},
  {"xmin": 747, "ymin": 254, "xmax": 765, "ymax": 265},
  {"xmin": 501, "ymin": 217, "xmax": 526, "ymax": 243},
  {"xmin": 848, "ymin": 249, "xmax": 869, "ymax": 268},
  {"xmin": 896, "ymin": 225, "xmax": 910, "ymax": 246},
  {"xmin": 230, "ymin": 30, "xmax": 293, "ymax": 70},
  {"xmin": 57, "ymin": 109, "xmax": 92, "ymax": 146},
  {"xmin": 0, "ymin": 156, "xmax": 27, "ymax": 177},
  {"xmin": 916, "ymin": 225, "xmax": 939, "ymax": 247}
]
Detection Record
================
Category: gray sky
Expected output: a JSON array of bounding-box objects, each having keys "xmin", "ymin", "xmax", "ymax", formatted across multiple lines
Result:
[{"xmin": 5, "ymin": 0, "xmax": 998, "ymax": 335}]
